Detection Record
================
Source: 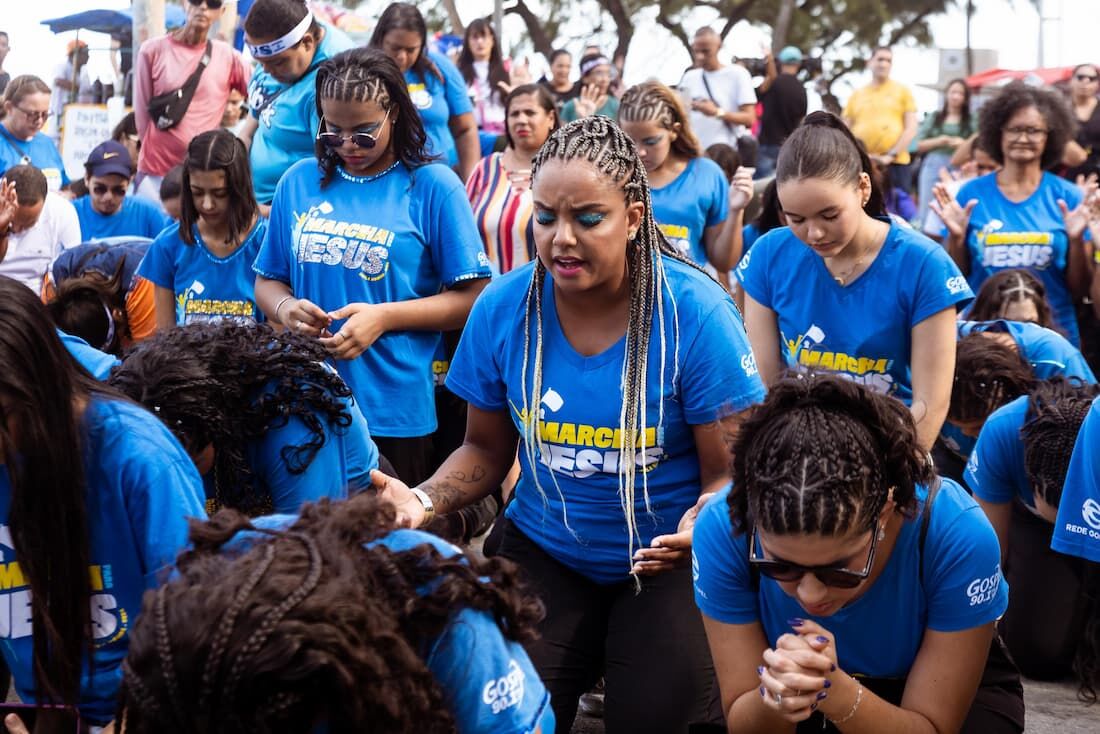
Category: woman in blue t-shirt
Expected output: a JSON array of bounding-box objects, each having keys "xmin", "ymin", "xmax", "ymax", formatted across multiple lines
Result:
[
  {"xmin": 139, "ymin": 129, "xmax": 267, "ymax": 329},
  {"xmin": 618, "ymin": 80, "xmax": 753, "ymax": 272},
  {"xmin": 0, "ymin": 76, "xmax": 69, "ymax": 192},
  {"xmin": 0, "ymin": 276, "xmax": 205, "ymax": 730},
  {"xmin": 934, "ymin": 82, "xmax": 1093, "ymax": 346},
  {"xmin": 369, "ymin": 3, "xmax": 479, "ymax": 181},
  {"xmin": 109, "ymin": 321, "xmax": 379, "ymax": 517},
  {"xmin": 693, "ymin": 374, "xmax": 1023, "ymax": 734},
  {"xmin": 253, "ymin": 48, "xmax": 490, "ymax": 487},
  {"xmin": 964, "ymin": 379, "xmax": 1100, "ymax": 700},
  {"xmin": 738, "ymin": 112, "xmax": 971, "ymax": 451},
  {"xmin": 375, "ymin": 117, "xmax": 766, "ymax": 733},
  {"xmin": 116, "ymin": 492, "xmax": 555, "ymax": 733}
]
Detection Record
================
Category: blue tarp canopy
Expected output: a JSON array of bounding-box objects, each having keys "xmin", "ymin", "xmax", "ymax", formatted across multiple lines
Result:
[{"xmin": 40, "ymin": 8, "xmax": 186, "ymax": 38}]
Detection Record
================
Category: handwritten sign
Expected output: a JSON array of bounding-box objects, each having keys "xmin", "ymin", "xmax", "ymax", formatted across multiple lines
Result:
[{"xmin": 59, "ymin": 104, "xmax": 116, "ymax": 182}]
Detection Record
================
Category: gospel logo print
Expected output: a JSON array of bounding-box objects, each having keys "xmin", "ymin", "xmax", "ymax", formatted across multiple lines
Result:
[
  {"xmin": 966, "ymin": 566, "xmax": 1001, "ymax": 607},
  {"xmin": 482, "ymin": 659, "xmax": 526, "ymax": 715},
  {"xmin": 293, "ymin": 203, "xmax": 396, "ymax": 282},
  {"xmin": 0, "ymin": 525, "xmax": 128, "ymax": 644}
]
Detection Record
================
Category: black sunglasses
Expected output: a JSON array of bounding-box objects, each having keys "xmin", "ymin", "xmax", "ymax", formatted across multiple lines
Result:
[
  {"xmin": 748, "ymin": 523, "xmax": 879, "ymax": 589},
  {"xmin": 92, "ymin": 184, "xmax": 128, "ymax": 197},
  {"xmin": 316, "ymin": 110, "xmax": 391, "ymax": 150},
  {"xmin": 188, "ymin": 0, "xmax": 224, "ymax": 9}
]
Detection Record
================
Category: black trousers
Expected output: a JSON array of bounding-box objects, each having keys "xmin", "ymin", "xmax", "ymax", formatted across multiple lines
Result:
[
  {"xmin": 373, "ymin": 435, "xmax": 434, "ymax": 486},
  {"xmin": 495, "ymin": 518, "xmax": 723, "ymax": 734}
]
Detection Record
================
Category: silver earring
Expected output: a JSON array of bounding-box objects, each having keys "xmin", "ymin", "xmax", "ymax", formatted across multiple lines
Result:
[{"xmin": 877, "ymin": 524, "xmax": 886, "ymax": 542}]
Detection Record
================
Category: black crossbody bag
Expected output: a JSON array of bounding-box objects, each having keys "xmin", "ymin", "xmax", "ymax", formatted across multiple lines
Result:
[{"xmin": 147, "ymin": 41, "xmax": 213, "ymax": 131}]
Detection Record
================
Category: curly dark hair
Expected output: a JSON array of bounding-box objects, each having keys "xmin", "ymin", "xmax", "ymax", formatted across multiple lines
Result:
[
  {"xmin": 108, "ymin": 322, "xmax": 353, "ymax": 516},
  {"xmin": 968, "ymin": 268, "xmax": 1055, "ymax": 330},
  {"xmin": 117, "ymin": 492, "xmax": 544, "ymax": 733},
  {"xmin": 729, "ymin": 373, "xmax": 934, "ymax": 537},
  {"xmin": 978, "ymin": 81, "xmax": 1076, "ymax": 170},
  {"xmin": 948, "ymin": 333, "xmax": 1037, "ymax": 425}
]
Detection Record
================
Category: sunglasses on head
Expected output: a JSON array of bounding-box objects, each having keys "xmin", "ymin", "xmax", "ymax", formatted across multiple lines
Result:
[
  {"xmin": 92, "ymin": 184, "xmax": 127, "ymax": 197},
  {"xmin": 187, "ymin": 0, "xmax": 223, "ymax": 9},
  {"xmin": 316, "ymin": 109, "xmax": 391, "ymax": 150},
  {"xmin": 748, "ymin": 523, "xmax": 879, "ymax": 589}
]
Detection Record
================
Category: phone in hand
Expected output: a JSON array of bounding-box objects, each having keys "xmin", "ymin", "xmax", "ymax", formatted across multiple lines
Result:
[{"xmin": 0, "ymin": 704, "xmax": 81, "ymax": 733}]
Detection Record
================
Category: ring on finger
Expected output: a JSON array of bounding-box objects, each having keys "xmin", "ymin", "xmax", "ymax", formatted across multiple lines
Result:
[{"xmin": 774, "ymin": 692, "xmax": 782, "ymax": 706}]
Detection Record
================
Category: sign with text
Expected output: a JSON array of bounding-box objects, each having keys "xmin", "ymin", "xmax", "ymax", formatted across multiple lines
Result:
[{"xmin": 59, "ymin": 104, "xmax": 115, "ymax": 183}]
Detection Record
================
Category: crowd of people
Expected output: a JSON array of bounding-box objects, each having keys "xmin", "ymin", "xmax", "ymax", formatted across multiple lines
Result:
[{"xmin": 0, "ymin": 0, "xmax": 1098, "ymax": 732}]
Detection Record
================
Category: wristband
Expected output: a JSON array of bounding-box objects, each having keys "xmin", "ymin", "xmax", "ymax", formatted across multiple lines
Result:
[
  {"xmin": 410, "ymin": 487, "xmax": 435, "ymax": 525},
  {"xmin": 274, "ymin": 295, "xmax": 294, "ymax": 325},
  {"xmin": 829, "ymin": 682, "xmax": 863, "ymax": 725},
  {"xmin": 714, "ymin": 106, "xmax": 726, "ymax": 119}
]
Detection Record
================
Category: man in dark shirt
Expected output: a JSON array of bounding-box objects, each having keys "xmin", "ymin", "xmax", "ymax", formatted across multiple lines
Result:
[{"xmin": 756, "ymin": 46, "xmax": 807, "ymax": 178}]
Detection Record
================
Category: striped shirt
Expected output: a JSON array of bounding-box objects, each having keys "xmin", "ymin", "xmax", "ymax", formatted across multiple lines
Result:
[{"xmin": 466, "ymin": 152, "xmax": 535, "ymax": 274}]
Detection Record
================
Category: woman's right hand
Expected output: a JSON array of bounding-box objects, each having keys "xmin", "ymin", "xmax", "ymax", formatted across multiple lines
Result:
[
  {"xmin": 281, "ymin": 297, "xmax": 332, "ymax": 337},
  {"xmin": 929, "ymin": 182, "xmax": 977, "ymax": 238},
  {"xmin": 573, "ymin": 84, "xmax": 606, "ymax": 118},
  {"xmin": 371, "ymin": 469, "xmax": 426, "ymax": 528},
  {"xmin": 3, "ymin": 714, "xmax": 28, "ymax": 734},
  {"xmin": 0, "ymin": 180, "xmax": 18, "ymax": 235}
]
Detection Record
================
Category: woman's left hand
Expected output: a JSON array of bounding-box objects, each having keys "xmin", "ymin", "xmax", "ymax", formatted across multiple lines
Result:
[
  {"xmin": 759, "ymin": 631, "xmax": 834, "ymax": 722},
  {"xmin": 319, "ymin": 302, "xmax": 389, "ymax": 359},
  {"xmin": 729, "ymin": 167, "xmax": 754, "ymax": 211},
  {"xmin": 1059, "ymin": 196, "xmax": 1093, "ymax": 240},
  {"xmin": 631, "ymin": 492, "xmax": 714, "ymax": 575},
  {"xmin": 3, "ymin": 714, "xmax": 28, "ymax": 734}
]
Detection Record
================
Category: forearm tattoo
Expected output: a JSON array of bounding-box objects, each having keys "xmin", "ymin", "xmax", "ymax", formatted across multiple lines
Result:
[{"xmin": 423, "ymin": 465, "xmax": 487, "ymax": 514}]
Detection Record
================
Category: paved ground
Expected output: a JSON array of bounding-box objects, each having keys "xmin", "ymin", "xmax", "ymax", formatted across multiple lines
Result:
[{"xmin": 568, "ymin": 678, "xmax": 1100, "ymax": 732}]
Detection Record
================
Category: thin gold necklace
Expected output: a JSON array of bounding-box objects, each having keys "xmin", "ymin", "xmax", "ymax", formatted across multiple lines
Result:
[{"xmin": 829, "ymin": 224, "xmax": 887, "ymax": 286}]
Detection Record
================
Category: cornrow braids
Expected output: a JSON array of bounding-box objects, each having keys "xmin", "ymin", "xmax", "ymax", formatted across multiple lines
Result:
[
  {"xmin": 313, "ymin": 47, "xmax": 433, "ymax": 188},
  {"xmin": 109, "ymin": 322, "xmax": 354, "ymax": 516},
  {"xmin": 525, "ymin": 117, "xmax": 709, "ymax": 573},
  {"xmin": 1021, "ymin": 378, "xmax": 1100, "ymax": 507},
  {"xmin": 969, "ymin": 268, "xmax": 1055, "ymax": 330},
  {"xmin": 117, "ymin": 493, "xmax": 543, "ymax": 733},
  {"xmin": 618, "ymin": 81, "xmax": 701, "ymax": 159},
  {"xmin": 948, "ymin": 333, "xmax": 1037, "ymax": 425},
  {"xmin": 729, "ymin": 373, "xmax": 933, "ymax": 536}
]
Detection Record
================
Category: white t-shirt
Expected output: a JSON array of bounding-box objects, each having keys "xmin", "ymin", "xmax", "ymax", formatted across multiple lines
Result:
[
  {"xmin": 50, "ymin": 61, "xmax": 95, "ymax": 121},
  {"xmin": 0, "ymin": 193, "xmax": 81, "ymax": 294},
  {"xmin": 679, "ymin": 64, "xmax": 756, "ymax": 147}
]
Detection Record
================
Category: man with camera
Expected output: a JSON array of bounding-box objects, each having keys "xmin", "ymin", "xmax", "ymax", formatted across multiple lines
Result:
[
  {"xmin": 756, "ymin": 46, "xmax": 808, "ymax": 178},
  {"xmin": 679, "ymin": 27, "xmax": 757, "ymax": 149}
]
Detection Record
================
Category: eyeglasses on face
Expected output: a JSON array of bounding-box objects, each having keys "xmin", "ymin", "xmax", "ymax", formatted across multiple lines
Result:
[
  {"xmin": 15, "ymin": 107, "xmax": 50, "ymax": 123},
  {"xmin": 187, "ymin": 0, "xmax": 223, "ymax": 9},
  {"xmin": 1002, "ymin": 126, "xmax": 1049, "ymax": 140},
  {"xmin": 748, "ymin": 523, "xmax": 879, "ymax": 589},
  {"xmin": 316, "ymin": 109, "xmax": 391, "ymax": 150}
]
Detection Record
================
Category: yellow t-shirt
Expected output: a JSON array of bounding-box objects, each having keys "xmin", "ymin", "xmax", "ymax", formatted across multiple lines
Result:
[{"xmin": 843, "ymin": 79, "xmax": 917, "ymax": 164}]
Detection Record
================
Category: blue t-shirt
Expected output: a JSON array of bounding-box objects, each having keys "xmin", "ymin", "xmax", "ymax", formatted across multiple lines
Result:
[
  {"xmin": 58, "ymin": 329, "xmax": 119, "ymax": 379},
  {"xmin": 205, "ymin": 389, "xmax": 379, "ymax": 515},
  {"xmin": 446, "ymin": 257, "xmax": 766, "ymax": 583},
  {"xmin": 236, "ymin": 520, "xmax": 555, "ymax": 734},
  {"xmin": 254, "ymin": 159, "xmax": 491, "ymax": 437},
  {"xmin": 0, "ymin": 398, "xmax": 206, "ymax": 724},
  {"xmin": 964, "ymin": 396, "xmax": 1038, "ymax": 512},
  {"xmin": 406, "ymin": 50, "xmax": 473, "ymax": 168},
  {"xmin": 1052, "ymin": 397, "xmax": 1100, "ymax": 562},
  {"xmin": 73, "ymin": 196, "xmax": 169, "ymax": 241},
  {"xmin": 248, "ymin": 24, "xmax": 354, "ymax": 203},
  {"xmin": 139, "ymin": 219, "xmax": 268, "ymax": 325},
  {"xmin": 651, "ymin": 157, "xmax": 728, "ymax": 267},
  {"xmin": 692, "ymin": 480, "xmax": 1008, "ymax": 679},
  {"xmin": 742, "ymin": 222, "xmax": 763, "ymax": 255},
  {"xmin": 956, "ymin": 172, "xmax": 1083, "ymax": 345},
  {"xmin": 0, "ymin": 127, "xmax": 68, "ymax": 192},
  {"xmin": 957, "ymin": 319, "xmax": 1096, "ymax": 383},
  {"xmin": 737, "ymin": 222, "xmax": 973, "ymax": 403}
]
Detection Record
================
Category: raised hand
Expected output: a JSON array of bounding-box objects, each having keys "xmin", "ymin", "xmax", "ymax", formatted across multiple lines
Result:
[{"xmin": 929, "ymin": 182, "xmax": 976, "ymax": 239}]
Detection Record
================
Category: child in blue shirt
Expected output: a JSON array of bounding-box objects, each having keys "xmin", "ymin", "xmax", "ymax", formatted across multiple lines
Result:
[
  {"xmin": 738, "ymin": 112, "xmax": 971, "ymax": 451},
  {"xmin": 110, "ymin": 322, "xmax": 379, "ymax": 517},
  {"xmin": 368, "ymin": 3, "xmax": 478, "ymax": 179},
  {"xmin": 375, "ymin": 117, "xmax": 765, "ymax": 733},
  {"xmin": 138, "ymin": 129, "xmax": 266, "ymax": 329},
  {"xmin": 0, "ymin": 278, "xmax": 206, "ymax": 729},
  {"xmin": 253, "ymin": 47, "xmax": 489, "ymax": 485},
  {"xmin": 692, "ymin": 373, "xmax": 1020, "ymax": 734},
  {"xmin": 117, "ymin": 492, "xmax": 555, "ymax": 734}
]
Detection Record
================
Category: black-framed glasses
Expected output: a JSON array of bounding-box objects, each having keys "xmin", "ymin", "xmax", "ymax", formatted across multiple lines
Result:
[
  {"xmin": 748, "ymin": 523, "xmax": 879, "ymax": 589},
  {"xmin": 316, "ymin": 109, "xmax": 391, "ymax": 150},
  {"xmin": 1076, "ymin": 74, "xmax": 1099, "ymax": 82},
  {"xmin": 15, "ymin": 107, "xmax": 50, "ymax": 123},
  {"xmin": 1002, "ymin": 125, "xmax": 1049, "ymax": 140},
  {"xmin": 188, "ymin": 0, "xmax": 223, "ymax": 9}
]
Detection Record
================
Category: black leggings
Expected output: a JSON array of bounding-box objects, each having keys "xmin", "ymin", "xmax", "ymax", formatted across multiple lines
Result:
[
  {"xmin": 1000, "ymin": 503, "xmax": 1091, "ymax": 679},
  {"xmin": 495, "ymin": 519, "xmax": 723, "ymax": 734}
]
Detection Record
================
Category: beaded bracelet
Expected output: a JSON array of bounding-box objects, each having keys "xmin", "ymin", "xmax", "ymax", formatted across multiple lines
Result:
[{"xmin": 829, "ymin": 682, "xmax": 863, "ymax": 726}]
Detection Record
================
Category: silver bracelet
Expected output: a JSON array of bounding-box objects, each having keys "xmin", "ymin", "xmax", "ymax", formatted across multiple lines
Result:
[
  {"xmin": 829, "ymin": 682, "xmax": 863, "ymax": 726},
  {"xmin": 273, "ymin": 295, "xmax": 295, "ymax": 325},
  {"xmin": 410, "ymin": 486, "xmax": 435, "ymax": 525}
]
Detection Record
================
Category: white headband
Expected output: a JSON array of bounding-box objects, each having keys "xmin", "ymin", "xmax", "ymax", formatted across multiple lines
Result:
[{"xmin": 248, "ymin": 12, "xmax": 314, "ymax": 59}]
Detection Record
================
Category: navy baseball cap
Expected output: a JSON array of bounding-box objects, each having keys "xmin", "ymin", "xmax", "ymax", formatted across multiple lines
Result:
[{"xmin": 85, "ymin": 140, "xmax": 133, "ymax": 179}]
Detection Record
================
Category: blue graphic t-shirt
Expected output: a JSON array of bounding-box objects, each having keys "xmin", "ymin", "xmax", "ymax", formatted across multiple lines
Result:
[
  {"xmin": 236, "ymin": 520, "xmax": 555, "ymax": 733},
  {"xmin": 0, "ymin": 398, "xmax": 205, "ymax": 724},
  {"xmin": 692, "ymin": 480, "xmax": 1008, "ymax": 678},
  {"xmin": 964, "ymin": 396, "xmax": 1036, "ymax": 511},
  {"xmin": 1053, "ymin": 397, "xmax": 1100, "ymax": 562},
  {"xmin": 447, "ymin": 257, "xmax": 766, "ymax": 583},
  {"xmin": 956, "ymin": 172, "xmax": 1084, "ymax": 345},
  {"xmin": 957, "ymin": 319, "xmax": 1096, "ymax": 383},
  {"xmin": 406, "ymin": 50, "xmax": 473, "ymax": 168},
  {"xmin": 73, "ymin": 196, "xmax": 169, "ymax": 241},
  {"xmin": 0, "ymin": 128, "xmax": 68, "ymax": 192},
  {"xmin": 737, "ymin": 222, "xmax": 972, "ymax": 403},
  {"xmin": 651, "ymin": 157, "xmax": 728, "ymax": 267},
  {"xmin": 139, "ymin": 219, "xmax": 268, "ymax": 325},
  {"xmin": 254, "ymin": 159, "xmax": 491, "ymax": 437},
  {"xmin": 58, "ymin": 329, "xmax": 119, "ymax": 379},
  {"xmin": 248, "ymin": 24, "xmax": 354, "ymax": 203}
]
